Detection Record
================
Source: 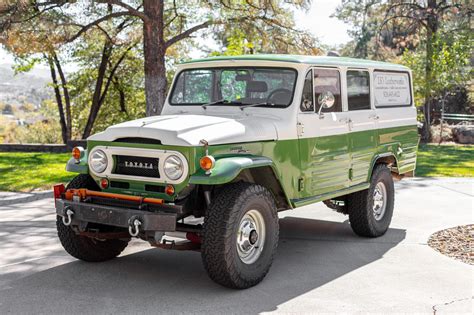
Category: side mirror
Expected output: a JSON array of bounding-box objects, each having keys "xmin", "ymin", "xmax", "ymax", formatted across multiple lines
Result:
[{"xmin": 317, "ymin": 91, "xmax": 335, "ymax": 118}]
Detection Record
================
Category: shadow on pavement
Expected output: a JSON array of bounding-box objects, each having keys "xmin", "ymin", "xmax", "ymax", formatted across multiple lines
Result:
[{"xmin": 0, "ymin": 216, "xmax": 406, "ymax": 314}]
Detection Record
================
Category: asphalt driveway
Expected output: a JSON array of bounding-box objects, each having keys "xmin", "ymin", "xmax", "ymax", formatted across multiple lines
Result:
[{"xmin": 0, "ymin": 178, "xmax": 472, "ymax": 314}]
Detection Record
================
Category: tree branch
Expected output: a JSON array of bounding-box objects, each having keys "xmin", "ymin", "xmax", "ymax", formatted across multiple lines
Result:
[
  {"xmin": 65, "ymin": 11, "xmax": 132, "ymax": 42},
  {"xmin": 165, "ymin": 20, "xmax": 212, "ymax": 48},
  {"xmin": 95, "ymin": 0, "xmax": 149, "ymax": 22}
]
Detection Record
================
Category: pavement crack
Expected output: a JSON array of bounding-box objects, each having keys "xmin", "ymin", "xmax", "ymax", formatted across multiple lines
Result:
[
  {"xmin": 433, "ymin": 184, "xmax": 473, "ymax": 197},
  {"xmin": 432, "ymin": 296, "xmax": 473, "ymax": 314}
]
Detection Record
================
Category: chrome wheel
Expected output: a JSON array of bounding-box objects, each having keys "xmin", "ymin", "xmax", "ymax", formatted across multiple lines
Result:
[
  {"xmin": 373, "ymin": 182, "xmax": 387, "ymax": 221},
  {"xmin": 237, "ymin": 209, "xmax": 266, "ymax": 264}
]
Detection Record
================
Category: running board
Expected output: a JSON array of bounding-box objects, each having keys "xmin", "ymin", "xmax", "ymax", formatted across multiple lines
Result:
[{"xmin": 290, "ymin": 183, "xmax": 370, "ymax": 208}]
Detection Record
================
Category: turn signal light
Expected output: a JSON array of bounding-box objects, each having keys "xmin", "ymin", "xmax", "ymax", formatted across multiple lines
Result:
[
  {"xmin": 165, "ymin": 184, "xmax": 175, "ymax": 196},
  {"xmin": 72, "ymin": 146, "xmax": 84, "ymax": 161},
  {"xmin": 200, "ymin": 155, "xmax": 215, "ymax": 172},
  {"xmin": 100, "ymin": 178, "xmax": 109, "ymax": 189}
]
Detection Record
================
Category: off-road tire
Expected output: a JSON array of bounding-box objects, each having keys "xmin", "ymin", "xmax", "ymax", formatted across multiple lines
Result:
[
  {"xmin": 201, "ymin": 182, "xmax": 279, "ymax": 289},
  {"xmin": 56, "ymin": 174, "xmax": 129, "ymax": 262},
  {"xmin": 347, "ymin": 164, "xmax": 394, "ymax": 237}
]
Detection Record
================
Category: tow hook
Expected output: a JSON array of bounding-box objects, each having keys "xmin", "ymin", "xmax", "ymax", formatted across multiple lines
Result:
[
  {"xmin": 62, "ymin": 207, "xmax": 74, "ymax": 226},
  {"xmin": 128, "ymin": 216, "xmax": 142, "ymax": 237}
]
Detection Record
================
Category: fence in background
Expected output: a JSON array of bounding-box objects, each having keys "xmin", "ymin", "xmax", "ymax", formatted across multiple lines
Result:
[{"xmin": 0, "ymin": 140, "xmax": 86, "ymax": 153}]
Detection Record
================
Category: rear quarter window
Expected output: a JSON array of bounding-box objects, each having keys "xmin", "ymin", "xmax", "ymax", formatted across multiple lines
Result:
[{"xmin": 373, "ymin": 71, "xmax": 412, "ymax": 107}]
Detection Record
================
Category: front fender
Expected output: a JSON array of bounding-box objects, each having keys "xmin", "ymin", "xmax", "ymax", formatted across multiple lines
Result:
[
  {"xmin": 66, "ymin": 152, "xmax": 89, "ymax": 174},
  {"xmin": 189, "ymin": 155, "xmax": 274, "ymax": 185}
]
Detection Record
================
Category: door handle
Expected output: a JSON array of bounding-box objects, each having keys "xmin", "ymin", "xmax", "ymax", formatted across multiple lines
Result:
[
  {"xmin": 340, "ymin": 118, "xmax": 353, "ymax": 131},
  {"xmin": 369, "ymin": 114, "xmax": 380, "ymax": 120}
]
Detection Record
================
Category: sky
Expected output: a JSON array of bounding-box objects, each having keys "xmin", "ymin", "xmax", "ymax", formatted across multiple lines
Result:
[{"xmin": 0, "ymin": 0, "xmax": 350, "ymax": 66}]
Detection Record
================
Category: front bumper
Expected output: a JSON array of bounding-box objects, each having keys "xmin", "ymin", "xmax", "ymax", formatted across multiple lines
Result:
[{"xmin": 55, "ymin": 199, "xmax": 177, "ymax": 232}]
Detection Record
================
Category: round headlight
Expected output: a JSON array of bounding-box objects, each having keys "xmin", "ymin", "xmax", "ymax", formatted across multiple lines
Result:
[
  {"xmin": 90, "ymin": 149, "xmax": 108, "ymax": 173},
  {"xmin": 163, "ymin": 155, "xmax": 184, "ymax": 180}
]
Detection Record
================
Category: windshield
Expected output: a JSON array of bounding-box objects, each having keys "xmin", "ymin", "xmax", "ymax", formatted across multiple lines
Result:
[{"xmin": 169, "ymin": 67, "xmax": 297, "ymax": 107}]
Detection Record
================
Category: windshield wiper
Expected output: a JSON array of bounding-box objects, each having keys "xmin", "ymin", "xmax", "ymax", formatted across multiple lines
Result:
[
  {"xmin": 239, "ymin": 102, "xmax": 275, "ymax": 110},
  {"xmin": 201, "ymin": 99, "xmax": 242, "ymax": 109}
]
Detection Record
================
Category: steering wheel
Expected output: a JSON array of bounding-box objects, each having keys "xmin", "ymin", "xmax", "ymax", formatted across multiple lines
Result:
[{"xmin": 266, "ymin": 88, "xmax": 292, "ymax": 105}]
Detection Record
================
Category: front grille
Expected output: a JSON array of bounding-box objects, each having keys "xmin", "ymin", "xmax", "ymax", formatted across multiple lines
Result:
[{"xmin": 113, "ymin": 155, "xmax": 160, "ymax": 178}]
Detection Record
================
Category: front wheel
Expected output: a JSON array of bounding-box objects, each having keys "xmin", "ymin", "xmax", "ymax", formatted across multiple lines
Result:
[
  {"xmin": 347, "ymin": 164, "xmax": 395, "ymax": 237},
  {"xmin": 201, "ymin": 183, "xmax": 279, "ymax": 289},
  {"xmin": 56, "ymin": 174, "xmax": 129, "ymax": 262}
]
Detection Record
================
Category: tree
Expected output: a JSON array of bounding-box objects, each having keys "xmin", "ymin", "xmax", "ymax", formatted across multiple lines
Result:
[
  {"xmin": 71, "ymin": 35, "xmax": 146, "ymax": 136},
  {"xmin": 333, "ymin": 0, "xmax": 382, "ymax": 58},
  {"xmin": 379, "ymin": 0, "xmax": 471, "ymax": 140},
  {"xmin": 2, "ymin": 0, "xmax": 315, "ymax": 117},
  {"xmin": 334, "ymin": 0, "xmax": 472, "ymax": 141},
  {"xmin": 0, "ymin": 2, "xmax": 141, "ymax": 140}
]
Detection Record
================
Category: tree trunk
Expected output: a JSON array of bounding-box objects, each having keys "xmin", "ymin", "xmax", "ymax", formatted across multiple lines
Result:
[
  {"xmin": 82, "ymin": 42, "xmax": 112, "ymax": 139},
  {"xmin": 47, "ymin": 56, "xmax": 68, "ymax": 144},
  {"xmin": 143, "ymin": 0, "xmax": 167, "ymax": 117},
  {"xmin": 422, "ymin": 0, "xmax": 439, "ymax": 142},
  {"xmin": 52, "ymin": 53, "xmax": 72, "ymax": 141}
]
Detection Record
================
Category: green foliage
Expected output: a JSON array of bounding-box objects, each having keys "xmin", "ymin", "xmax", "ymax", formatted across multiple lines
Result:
[
  {"xmin": 332, "ymin": 0, "xmax": 382, "ymax": 58},
  {"xmin": 12, "ymin": 57, "xmax": 41, "ymax": 74},
  {"xmin": 0, "ymin": 152, "xmax": 73, "ymax": 192},
  {"xmin": 416, "ymin": 144, "xmax": 474, "ymax": 177},
  {"xmin": 401, "ymin": 31, "xmax": 472, "ymax": 108},
  {"xmin": 70, "ymin": 33, "xmax": 146, "ymax": 136},
  {"xmin": 11, "ymin": 120, "xmax": 63, "ymax": 144},
  {"xmin": 210, "ymin": 30, "xmax": 254, "ymax": 56}
]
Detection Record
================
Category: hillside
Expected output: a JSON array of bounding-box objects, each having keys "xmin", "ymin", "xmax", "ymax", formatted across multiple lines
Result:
[{"xmin": 0, "ymin": 64, "xmax": 51, "ymax": 109}]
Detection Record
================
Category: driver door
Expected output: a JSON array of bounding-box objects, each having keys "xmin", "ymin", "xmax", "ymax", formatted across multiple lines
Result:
[{"xmin": 297, "ymin": 67, "xmax": 351, "ymax": 198}]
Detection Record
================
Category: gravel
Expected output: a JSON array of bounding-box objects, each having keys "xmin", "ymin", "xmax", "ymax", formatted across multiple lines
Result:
[{"xmin": 428, "ymin": 225, "xmax": 473, "ymax": 265}]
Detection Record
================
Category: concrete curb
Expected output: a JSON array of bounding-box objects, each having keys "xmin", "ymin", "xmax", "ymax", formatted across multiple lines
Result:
[{"xmin": 0, "ymin": 190, "xmax": 53, "ymax": 207}]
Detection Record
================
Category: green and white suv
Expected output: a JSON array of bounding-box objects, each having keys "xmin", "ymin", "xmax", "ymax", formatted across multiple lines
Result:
[{"xmin": 54, "ymin": 54, "xmax": 419, "ymax": 289}]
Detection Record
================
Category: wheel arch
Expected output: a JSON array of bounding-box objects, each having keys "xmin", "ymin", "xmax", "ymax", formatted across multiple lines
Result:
[
  {"xmin": 370, "ymin": 153, "xmax": 403, "ymax": 180},
  {"xmin": 189, "ymin": 155, "xmax": 292, "ymax": 210}
]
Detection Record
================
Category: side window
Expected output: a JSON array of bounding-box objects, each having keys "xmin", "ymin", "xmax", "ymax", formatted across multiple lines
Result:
[
  {"xmin": 314, "ymin": 69, "xmax": 342, "ymax": 112},
  {"xmin": 347, "ymin": 70, "xmax": 371, "ymax": 110},
  {"xmin": 300, "ymin": 71, "xmax": 314, "ymax": 112}
]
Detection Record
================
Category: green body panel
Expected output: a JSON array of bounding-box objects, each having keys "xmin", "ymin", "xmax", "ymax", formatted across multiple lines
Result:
[
  {"xmin": 297, "ymin": 133, "xmax": 350, "ymax": 197},
  {"xmin": 376, "ymin": 126, "xmax": 419, "ymax": 174},
  {"xmin": 66, "ymin": 125, "xmax": 418, "ymax": 207},
  {"xmin": 294, "ymin": 124, "xmax": 418, "ymax": 203},
  {"xmin": 350, "ymin": 129, "xmax": 377, "ymax": 185}
]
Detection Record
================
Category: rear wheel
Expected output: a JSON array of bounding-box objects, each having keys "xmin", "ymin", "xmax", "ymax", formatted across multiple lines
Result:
[
  {"xmin": 201, "ymin": 182, "xmax": 279, "ymax": 289},
  {"xmin": 56, "ymin": 174, "xmax": 129, "ymax": 262},
  {"xmin": 347, "ymin": 164, "xmax": 395, "ymax": 237}
]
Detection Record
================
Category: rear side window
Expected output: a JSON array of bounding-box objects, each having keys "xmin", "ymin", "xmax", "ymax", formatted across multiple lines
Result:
[
  {"xmin": 347, "ymin": 70, "xmax": 370, "ymax": 111},
  {"xmin": 373, "ymin": 71, "xmax": 411, "ymax": 107}
]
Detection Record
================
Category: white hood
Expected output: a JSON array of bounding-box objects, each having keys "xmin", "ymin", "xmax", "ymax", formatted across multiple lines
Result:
[{"xmin": 88, "ymin": 114, "xmax": 279, "ymax": 146}]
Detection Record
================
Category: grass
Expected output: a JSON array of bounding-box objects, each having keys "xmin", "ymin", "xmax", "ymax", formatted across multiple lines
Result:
[
  {"xmin": 0, "ymin": 152, "xmax": 73, "ymax": 192},
  {"xmin": 416, "ymin": 144, "xmax": 474, "ymax": 177},
  {"xmin": 0, "ymin": 144, "xmax": 472, "ymax": 192}
]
